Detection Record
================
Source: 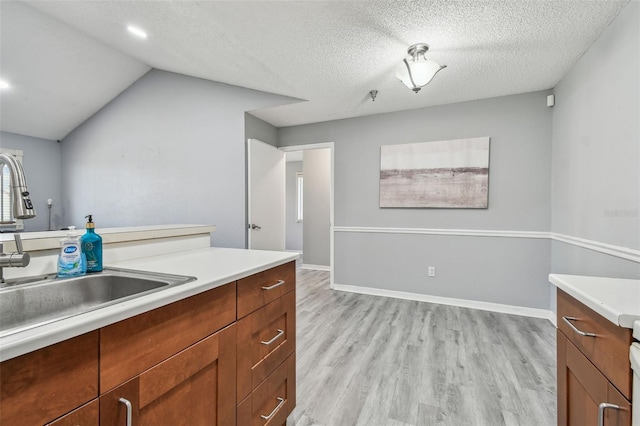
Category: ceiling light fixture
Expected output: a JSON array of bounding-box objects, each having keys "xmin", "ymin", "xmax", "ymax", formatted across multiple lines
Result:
[
  {"xmin": 0, "ymin": 80, "xmax": 10, "ymax": 90},
  {"xmin": 127, "ymin": 25, "xmax": 148, "ymax": 39},
  {"xmin": 396, "ymin": 43, "xmax": 446, "ymax": 93}
]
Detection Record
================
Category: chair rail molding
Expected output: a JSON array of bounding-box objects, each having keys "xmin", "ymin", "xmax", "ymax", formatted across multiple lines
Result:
[{"xmin": 333, "ymin": 226, "xmax": 640, "ymax": 263}]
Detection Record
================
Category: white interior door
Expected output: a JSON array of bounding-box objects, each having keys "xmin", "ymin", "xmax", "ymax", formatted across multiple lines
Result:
[{"xmin": 247, "ymin": 138, "xmax": 286, "ymax": 251}]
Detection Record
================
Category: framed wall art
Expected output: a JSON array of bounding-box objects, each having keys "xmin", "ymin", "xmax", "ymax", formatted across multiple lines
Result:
[{"xmin": 379, "ymin": 137, "xmax": 490, "ymax": 208}]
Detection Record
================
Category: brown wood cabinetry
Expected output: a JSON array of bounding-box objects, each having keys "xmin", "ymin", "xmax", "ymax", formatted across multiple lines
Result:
[
  {"xmin": 237, "ymin": 290, "xmax": 296, "ymax": 401},
  {"xmin": 0, "ymin": 260, "xmax": 296, "ymax": 425},
  {"xmin": 237, "ymin": 261, "xmax": 296, "ymax": 424},
  {"xmin": 0, "ymin": 331, "xmax": 99, "ymax": 426},
  {"xmin": 557, "ymin": 289, "xmax": 633, "ymax": 426},
  {"xmin": 47, "ymin": 400, "xmax": 100, "ymax": 426},
  {"xmin": 100, "ymin": 282, "xmax": 236, "ymax": 392},
  {"xmin": 237, "ymin": 261, "xmax": 296, "ymax": 319},
  {"xmin": 237, "ymin": 354, "xmax": 296, "ymax": 426},
  {"xmin": 100, "ymin": 325, "xmax": 236, "ymax": 426}
]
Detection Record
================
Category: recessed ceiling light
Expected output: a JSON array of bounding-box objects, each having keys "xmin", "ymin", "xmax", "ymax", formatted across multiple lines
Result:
[
  {"xmin": 0, "ymin": 80, "xmax": 10, "ymax": 90},
  {"xmin": 127, "ymin": 25, "xmax": 148, "ymax": 39}
]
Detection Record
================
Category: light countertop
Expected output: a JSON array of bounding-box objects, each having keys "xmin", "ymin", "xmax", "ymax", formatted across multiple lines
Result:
[
  {"xmin": 549, "ymin": 274, "xmax": 640, "ymax": 328},
  {"xmin": 0, "ymin": 247, "xmax": 298, "ymax": 361}
]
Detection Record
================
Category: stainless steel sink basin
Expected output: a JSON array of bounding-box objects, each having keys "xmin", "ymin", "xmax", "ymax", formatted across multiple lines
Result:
[{"xmin": 0, "ymin": 268, "xmax": 196, "ymax": 337}]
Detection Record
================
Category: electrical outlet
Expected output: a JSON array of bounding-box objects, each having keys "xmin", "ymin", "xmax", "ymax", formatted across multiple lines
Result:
[{"xmin": 428, "ymin": 266, "xmax": 436, "ymax": 277}]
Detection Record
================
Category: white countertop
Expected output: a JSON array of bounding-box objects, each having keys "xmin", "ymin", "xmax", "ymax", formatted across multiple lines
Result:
[
  {"xmin": 0, "ymin": 247, "xmax": 298, "ymax": 361},
  {"xmin": 549, "ymin": 274, "xmax": 640, "ymax": 328}
]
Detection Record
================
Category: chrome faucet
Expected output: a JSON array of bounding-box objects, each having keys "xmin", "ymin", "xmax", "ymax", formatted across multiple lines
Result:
[
  {"xmin": 0, "ymin": 235, "xmax": 30, "ymax": 283},
  {"xmin": 0, "ymin": 153, "xmax": 36, "ymax": 283},
  {"xmin": 0, "ymin": 153, "xmax": 36, "ymax": 219}
]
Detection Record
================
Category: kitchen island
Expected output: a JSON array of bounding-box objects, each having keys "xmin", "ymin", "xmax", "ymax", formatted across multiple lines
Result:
[
  {"xmin": 0, "ymin": 225, "xmax": 298, "ymax": 425},
  {"xmin": 550, "ymin": 274, "xmax": 639, "ymax": 426}
]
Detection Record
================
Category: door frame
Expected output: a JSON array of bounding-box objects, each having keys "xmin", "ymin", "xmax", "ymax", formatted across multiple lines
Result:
[{"xmin": 279, "ymin": 142, "xmax": 335, "ymax": 288}]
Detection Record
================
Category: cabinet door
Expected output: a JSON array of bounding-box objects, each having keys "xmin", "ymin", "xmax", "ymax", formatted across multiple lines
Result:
[
  {"xmin": 137, "ymin": 324, "xmax": 236, "ymax": 425},
  {"xmin": 100, "ymin": 378, "xmax": 139, "ymax": 426},
  {"xmin": 0, "ymin": 331, "xmax": 99, "ymax": 426},
  {"xmin": 558, "ymin": 331, "xmax": 631, "ymax": 426},
  {"xmin": 46, "ymin": 400, "xmax": 99, "ymax": 426}
]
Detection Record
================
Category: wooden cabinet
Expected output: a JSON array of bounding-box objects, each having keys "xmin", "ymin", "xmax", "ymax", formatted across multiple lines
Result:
[
  {"xmin": 100, "ymin": 325, "xmax": 236, "ymax": 426},
  {"xmin": 0, "ymin": 260, "xmax": 295, "ymax": 425},
  {"xmin": 557, "ymin": 289, "xmax": 633, "ymax": 426},
  {"xmin": 100, "ymin": 282, "xmax": 236, "ymax": 393},
  {"xmin": 0, "ymin": 331, "xmax": 99, "ymax": 426},
  {"xmin": 237, "ymin": 261, "xmax": 296, "ymax": 319},
  {"xmin": 237, "ymin": 261, "xmax": 296, "ymax": 424},
  {"xmin": 47, "ymin": 400, "xmax": 100, "ymax": 426},
  {"xmin": 237, "ymin": 290, "xmax": 296, "ymax": 401},
  {"xmin": 237, "ymin": 354, "xmax": 296, "ymax": 426}
]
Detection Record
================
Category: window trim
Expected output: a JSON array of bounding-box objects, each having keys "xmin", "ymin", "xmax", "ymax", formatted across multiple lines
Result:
[
  {"xmin": 296, "ymin": 172, "xmax": 303, "ymax": 222},
  {"xmin": 1, "ymin": 148, "xmax": 25, "ymax": 230}
]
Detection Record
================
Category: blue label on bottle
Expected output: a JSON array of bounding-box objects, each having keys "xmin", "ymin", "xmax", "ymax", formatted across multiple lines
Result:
[{"xmin": 64, "ymin": 246, "xmax": 77, "ymax": 254}]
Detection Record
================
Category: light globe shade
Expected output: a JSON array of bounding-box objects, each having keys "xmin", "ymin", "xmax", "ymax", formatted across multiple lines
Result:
[{"xmin": 396, "ymin": 59, "xmax": 446, "ymax": 92}]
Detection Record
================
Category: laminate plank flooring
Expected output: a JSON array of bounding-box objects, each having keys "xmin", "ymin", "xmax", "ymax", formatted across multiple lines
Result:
[{"xmin": 287, "ymin": 269, "xmax": 556, "ymax": 426}]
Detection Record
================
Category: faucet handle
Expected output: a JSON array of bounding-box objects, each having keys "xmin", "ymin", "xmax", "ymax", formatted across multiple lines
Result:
[{"xmin": 14, "ymin": 234, "xmax": 23, "ymax": 254}]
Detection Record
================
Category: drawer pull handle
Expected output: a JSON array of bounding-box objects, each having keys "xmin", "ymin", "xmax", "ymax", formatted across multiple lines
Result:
[
  {"xmin": 119, "ymin": 398, "xmax": 133, "ymax": 426},
  {"xmin": 262, "ymin": 280, "xmax": 285, "ymax": 291},
  {"xmin": 260, "ymin": 397, "xmax": 285, "ymax": 420},
  {"xmin": 261, "ymin": 329, "xmax": 285, "ymax": 345},
  {"xmin": 598, "ymin": 403, "xmax": 621, "ymax": 426},
  {"xmin": 562, "ymin": 316, "xmax": 596, "ymax": 337}
]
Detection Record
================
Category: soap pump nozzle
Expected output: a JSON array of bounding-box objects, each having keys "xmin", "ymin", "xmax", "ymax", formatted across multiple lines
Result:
[{"xmin": 85, "ymin": 215, "xmax": 95, "ymax": 229}]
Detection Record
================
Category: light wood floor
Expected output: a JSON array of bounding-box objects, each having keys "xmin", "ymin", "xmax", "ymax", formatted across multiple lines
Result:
[{"xmin": 287, "ymin": 269, "xmax": 557, "ymax": 426}]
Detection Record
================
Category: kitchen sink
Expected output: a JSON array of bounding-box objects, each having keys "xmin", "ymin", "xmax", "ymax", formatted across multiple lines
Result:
[{"xmin": 0, "ymin": 268, "xmax": 196, "ymax": 337}]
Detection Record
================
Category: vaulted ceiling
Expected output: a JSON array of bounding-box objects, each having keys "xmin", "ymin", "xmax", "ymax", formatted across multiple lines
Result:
[{"xmin": 0, "ymin": 0, "xmax": 629, "ymax": 141}]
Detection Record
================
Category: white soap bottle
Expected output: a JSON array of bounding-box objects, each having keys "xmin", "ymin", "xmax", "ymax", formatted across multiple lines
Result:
[{"xmin": 57, "ymin": 226, "xmax": 86, "ymax": 278}]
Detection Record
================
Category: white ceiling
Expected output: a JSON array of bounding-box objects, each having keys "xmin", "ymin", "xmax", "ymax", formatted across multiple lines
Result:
[{"xmin": 0, "ymin": 0, "xmax": 629, "ymax": 141}]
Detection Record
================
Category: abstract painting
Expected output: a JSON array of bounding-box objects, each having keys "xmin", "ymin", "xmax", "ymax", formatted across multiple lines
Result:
[{"xmin": 380, "ymin": 137, "xmax": 490, "ymax": 208}]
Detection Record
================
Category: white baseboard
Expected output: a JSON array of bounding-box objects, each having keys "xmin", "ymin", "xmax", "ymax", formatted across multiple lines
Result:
[
  {"xmin": 301, "ymin": 264, "xmax": 331, "ymax": 271},
  {"xmin": 333, "ymin": 282, "xmax": 554, "ymax": 323}
]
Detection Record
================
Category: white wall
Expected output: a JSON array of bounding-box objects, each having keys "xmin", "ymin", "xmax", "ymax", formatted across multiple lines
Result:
[
  {"xmin": 303, "ymin": 149, "xmax": 331, "ymax": 266},
  {"xmin": 551, "ymin": 0, "xmax": 639, "ymax": 278},
  {"xmin": 285, "ymin": 161, "xmax": 303, "ymax": 251},
  {"xmin": 61, "ymin": 69, "xmax": 296, "ymax": 248},
  {"xmin": 280, "ymin": 91, "xmax": 553, "ymax": 310},
  {"xmin": 0, "ymin": 131, "xmax": 62, "ymax": 231}
]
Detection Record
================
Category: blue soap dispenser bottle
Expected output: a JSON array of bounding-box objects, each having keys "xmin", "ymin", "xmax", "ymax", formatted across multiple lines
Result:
[{"xmin": 81, "ymin": 214, "xmax": 103, "ymax": 273}]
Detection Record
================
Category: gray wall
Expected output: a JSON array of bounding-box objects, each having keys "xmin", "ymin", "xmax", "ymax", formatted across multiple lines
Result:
[
  {"xmin": 245, "ymin": 113, "xmax": 278, "ymax": 147},
  {"xmin": 303, "ymin": 149, "xmax": 331, "ymax": 266},
  {"xmin": 0, "ymin": 131, "xmax": 62, "ymax": 231},
  {"xmin": 279, "ymin": 91, "xmax": 553, "ymax": 309},
  {"xmin": 551, "ymin": 1, "xmax": 639, "ymax": 278},
  {"xmin": 61, "ymin": 69, "xmax": 295, "ymax": 248},
  {"xmin": 285, "ymin": 161, "xmax": 303, "ymax": 251}
]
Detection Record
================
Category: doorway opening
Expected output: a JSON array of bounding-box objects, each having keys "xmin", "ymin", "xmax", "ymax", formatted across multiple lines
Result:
[{"xmin": 281, "ymin": 143, "xmax": 334, "ymax": 287}]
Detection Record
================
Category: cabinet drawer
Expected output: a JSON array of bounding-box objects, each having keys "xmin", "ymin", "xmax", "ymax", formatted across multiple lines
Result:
[
  {"xmin": 237, "ymin": 354, "xmax": 296, "ymax": 426},
  {"xmin": 558, "ymin": 333, "xmax": 631, "ymax": 426},
  {"xmin": 557, "ymin": 289, "xmax": 632, "ymax": 399},
  {"xmin": 237, "ymin": 290, "xmax": 296, "ymax": 401},
  {"xmin": 0, "ymin": 331, "xmax": 99, "ymax": 426},
  {"xmin": 100, "ymin": 282, "xmax": 236, "ymax": 393},
  {"xmin": 237, "ymin": 261, "xmax": 295, "ymax": 319}
]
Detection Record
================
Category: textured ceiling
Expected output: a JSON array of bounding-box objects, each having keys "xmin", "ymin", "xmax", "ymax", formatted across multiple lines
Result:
[{"xmin": 0, "ymin": 0, "xmax": 630, "ymax": 140}]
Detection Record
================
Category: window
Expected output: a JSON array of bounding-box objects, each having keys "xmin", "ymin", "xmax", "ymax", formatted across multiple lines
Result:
[
  {"xmin": 0, "ymin": 148, "xmax": 24, "ymax": 230},
  {"xmin": 296, "ymin": 172, "xmax": 303, "ymax": 222}
]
